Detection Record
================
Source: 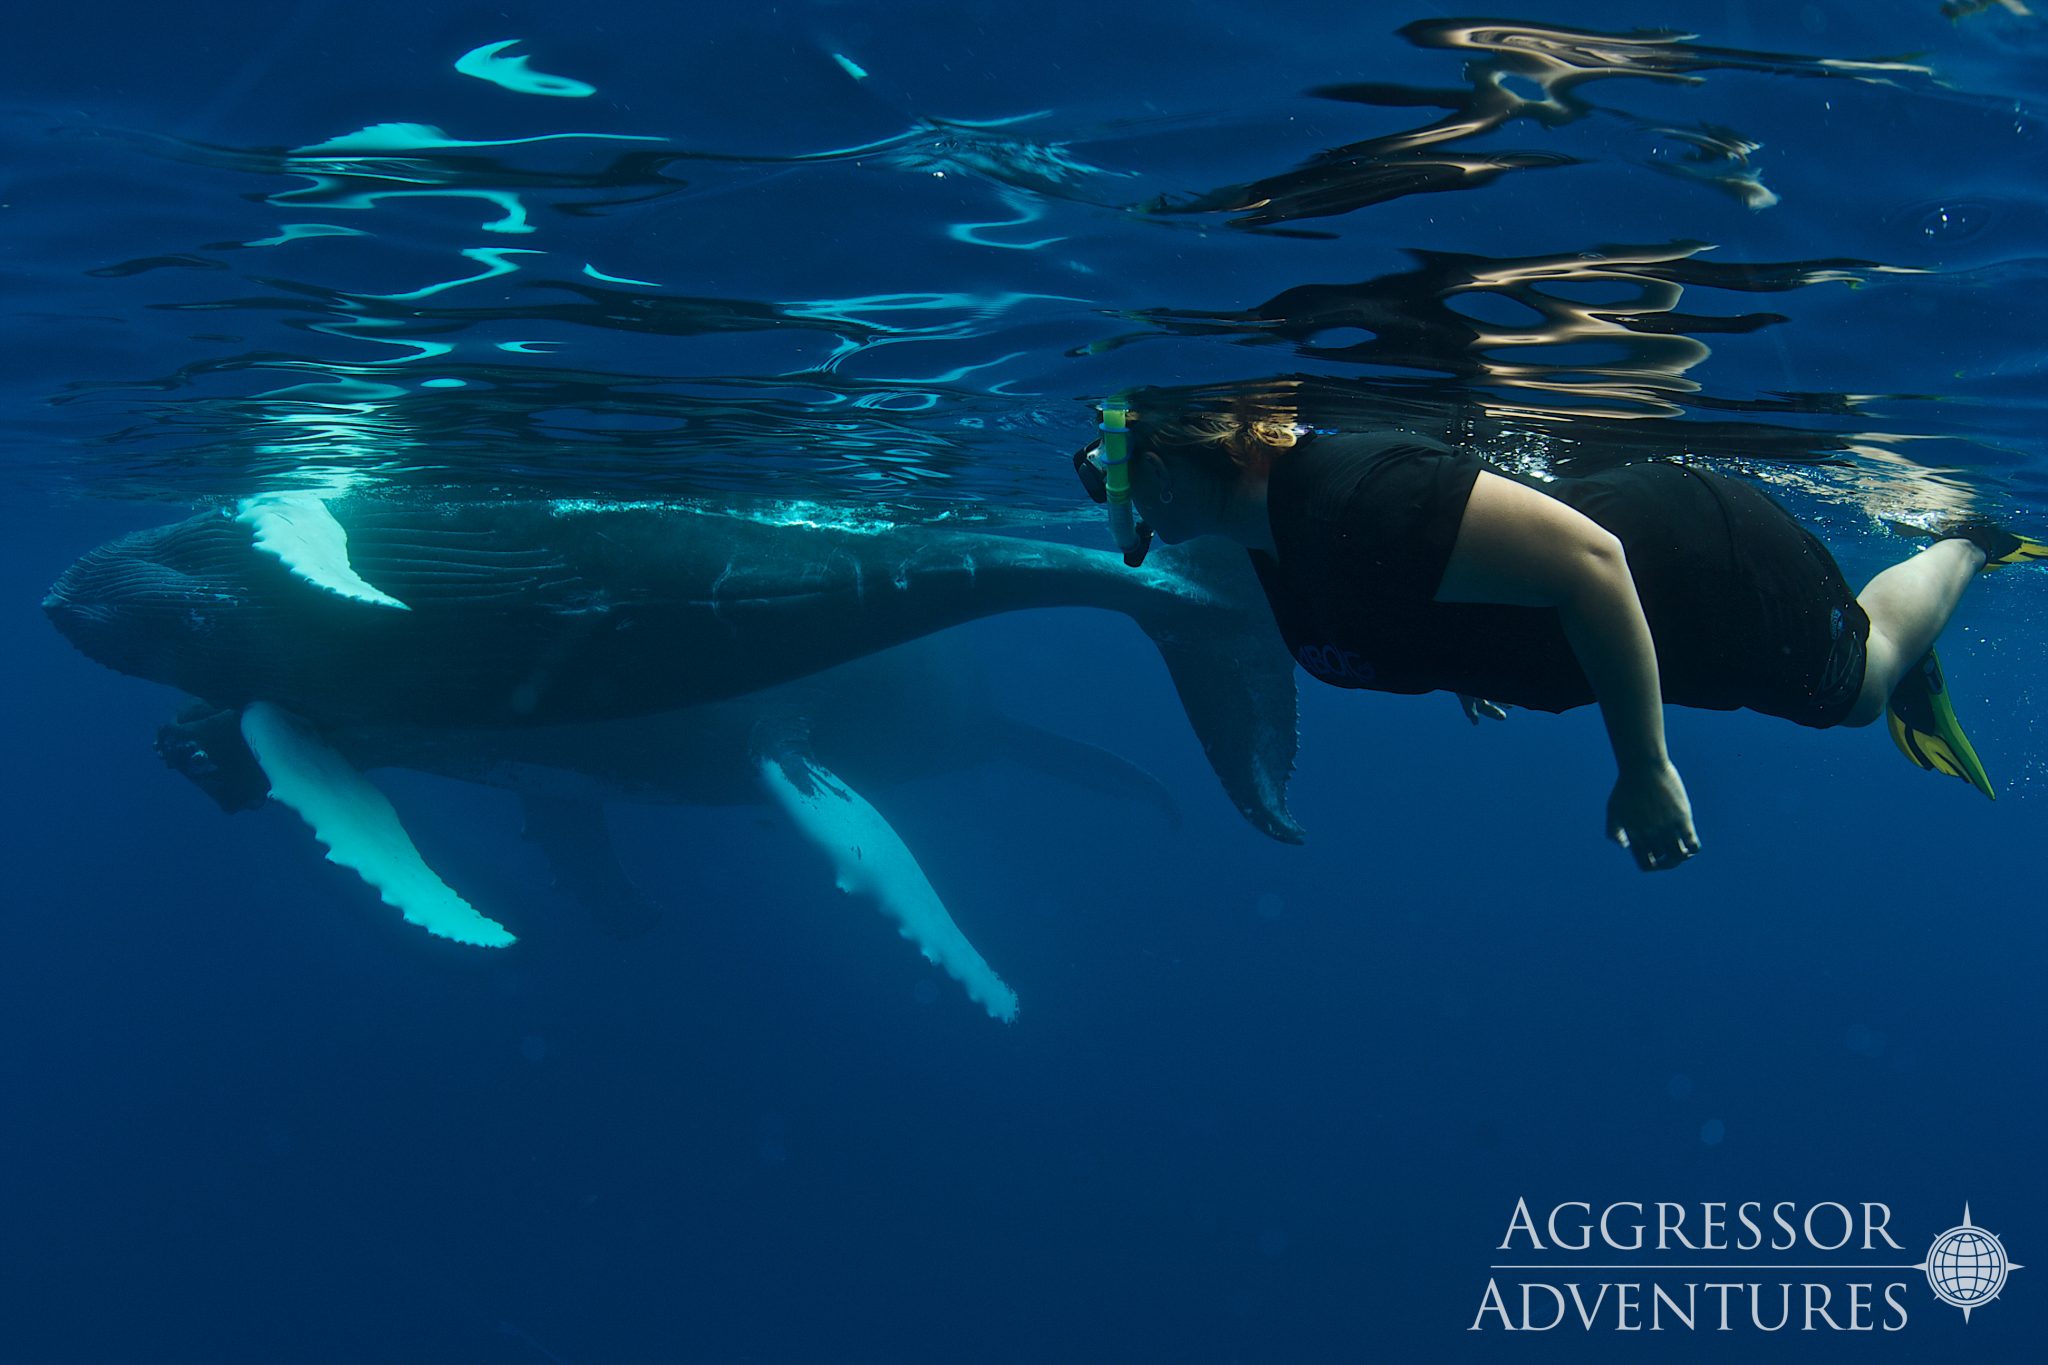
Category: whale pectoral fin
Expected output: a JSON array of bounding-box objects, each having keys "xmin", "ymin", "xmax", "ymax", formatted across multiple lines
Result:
[
  {"xmin": 756, "ymin": 746, "xmax": 1018, "ymax": 1023},
  {"xmin": 1139, "ymin": 539, "xmax": 1305, "ymax": 843},
  {"xmin": 240, "ymin": 702, "xmax": 516, "ymax": 947},
  {"xmin": 235, "ymin": 493, "xmax": 411, "ymax": 610},
  {"xmin": 518, "ymin": 794, "xmax": 663, "ymax": 939}
]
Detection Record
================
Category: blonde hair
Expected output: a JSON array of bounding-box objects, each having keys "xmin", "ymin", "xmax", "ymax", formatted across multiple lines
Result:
[{"xmin": 1140, "ymin": 408, "xmax": 1303, "ymax": 473}]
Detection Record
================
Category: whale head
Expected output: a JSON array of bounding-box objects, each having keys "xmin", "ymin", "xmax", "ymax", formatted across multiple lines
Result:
[
  {"xmin": 47, "ymin": 524, "xmax": 194, "ymax": 678},
  {"xmin": 44, "ymin": 514, "xmax": 274, "ymax": 701}
]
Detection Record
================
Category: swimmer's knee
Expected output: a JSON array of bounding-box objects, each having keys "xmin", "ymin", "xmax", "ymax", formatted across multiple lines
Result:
[{"xmin": 1845, "ymin": 627, "xmax": 1906, "ymax": 727}]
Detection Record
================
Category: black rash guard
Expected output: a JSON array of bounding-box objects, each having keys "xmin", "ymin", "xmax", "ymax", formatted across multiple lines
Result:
[{"xmin": 1247, "ymin": 433, "xmax": 1869, "ymax": 728}]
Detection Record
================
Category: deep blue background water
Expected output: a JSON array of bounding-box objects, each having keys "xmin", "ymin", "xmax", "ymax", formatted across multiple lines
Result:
[{"xmin": 5, "ymin": 1, "xmax": 2048, "ymax": 1361}]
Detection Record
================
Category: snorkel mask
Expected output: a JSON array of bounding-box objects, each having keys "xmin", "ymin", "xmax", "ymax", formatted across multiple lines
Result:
[{"xmin": 1073, "ymin": 400, "xmax": 1154, "ymax": 567}]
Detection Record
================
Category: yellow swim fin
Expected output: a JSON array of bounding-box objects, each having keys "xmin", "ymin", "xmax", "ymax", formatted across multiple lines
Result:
[
  {"xmin": 1885, "ymin": 520, "xmax": 2048, "ymax": 571},
  {"xmin": 1886, "ymin": 650, "xmax": 1996, "ymax": 800},
  {"xmin": 1979, "ymin": 530, "xmax": 2048, "ymax": 570}
]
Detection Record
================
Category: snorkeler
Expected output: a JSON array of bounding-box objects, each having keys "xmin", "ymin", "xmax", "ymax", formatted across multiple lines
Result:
[{"xmin": 1075, "ymin": 396, "xmax": 2045, "ymax": 872}]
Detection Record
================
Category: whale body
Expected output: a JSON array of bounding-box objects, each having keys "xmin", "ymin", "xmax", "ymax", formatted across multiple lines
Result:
[
  {"xmin": 48, "ymin": 497, "xmax": 1301, "ymax": 1018},
  {"xmin": 47, "ymin": 498, "xmax": 1299, "ymax": 838}
]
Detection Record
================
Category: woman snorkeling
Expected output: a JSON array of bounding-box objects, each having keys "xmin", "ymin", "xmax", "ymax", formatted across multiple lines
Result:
[{"xmin": 1075, "ymin": 395, "xmax": 2042, "ymax": 872}]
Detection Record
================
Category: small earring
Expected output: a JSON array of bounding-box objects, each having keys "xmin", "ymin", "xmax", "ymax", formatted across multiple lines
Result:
[{"xmin": 1160, "ymin": 488, "xmax": 1175, "ymax": 505}]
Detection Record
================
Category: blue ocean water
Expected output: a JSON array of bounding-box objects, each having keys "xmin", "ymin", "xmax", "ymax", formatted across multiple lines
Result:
[{"xmin": 4, "ymin": 1, "xmax": 2047, "ymax": 1361}]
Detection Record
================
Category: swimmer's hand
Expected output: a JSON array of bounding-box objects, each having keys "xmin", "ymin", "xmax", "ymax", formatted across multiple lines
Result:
[
  {"xmin": 1458, "ymin": 694, "xmax": 1509, "ymax": 725},
  {"xmin": 1606, "ymin": 760, "xmax": 1699, "ymax": 872}
]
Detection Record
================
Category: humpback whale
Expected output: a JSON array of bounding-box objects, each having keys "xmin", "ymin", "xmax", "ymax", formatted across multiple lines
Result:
[{"xmin": 46, "ymin": 496, "xmax": 1300, "ymax": 1018}]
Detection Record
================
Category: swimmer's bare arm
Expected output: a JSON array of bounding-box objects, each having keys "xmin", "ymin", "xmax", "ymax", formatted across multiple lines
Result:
[{"xmin": 1434, "ymin": 470, "xmax": 1699, "ymax": 871}]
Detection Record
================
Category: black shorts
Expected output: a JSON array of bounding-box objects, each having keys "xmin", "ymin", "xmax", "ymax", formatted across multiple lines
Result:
[
  {"xmin": 1764, "ymin": 594, "xmax": 1870, "ymax": 729},
  {"xmin": 1559, "ymin": 464, "xmax": 1870, "ymax": 728},
  {"xmin": 1704, "ymin": 474, "xmax": 1870, "ymax": 729}
]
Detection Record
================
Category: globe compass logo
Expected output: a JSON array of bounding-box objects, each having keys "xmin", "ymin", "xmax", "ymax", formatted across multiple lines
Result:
[{"xmin": 1917, "ymin": 1205, "xmax": 2022, "ymax": 1322}]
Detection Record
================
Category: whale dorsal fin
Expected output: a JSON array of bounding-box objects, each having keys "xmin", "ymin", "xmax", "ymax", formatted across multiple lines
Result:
[
  {"xmin": 757, "ymin": 744, "xmax": 1018, "ymax": 1022},
  {"xmin": 240, "ymin": 703, "xmax": 515, "ymax": 947},
  {"xmin": 235, "ymin": 493, "xmax": 411, "ymax": 610}
]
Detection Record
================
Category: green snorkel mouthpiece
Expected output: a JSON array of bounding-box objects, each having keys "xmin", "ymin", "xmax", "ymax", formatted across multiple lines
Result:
[{"xmin": 1096, "ymin": 403, "xmax": 1153, "ymax": 567}]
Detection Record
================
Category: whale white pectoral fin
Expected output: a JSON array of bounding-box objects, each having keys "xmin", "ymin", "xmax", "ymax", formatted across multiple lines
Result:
[
  {"xmin": 240, "ymin": 703, "xmax": 516, "ymax": 948},
  {"xmin": 757, "ymin": 748, "xmax": 1019, "ymax": 1023},
  {"xmin": 235, "ymin": 493, "xmax": 411, "ymax": 611}
]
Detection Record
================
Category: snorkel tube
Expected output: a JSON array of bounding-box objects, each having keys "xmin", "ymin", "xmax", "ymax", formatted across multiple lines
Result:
[{"xmin": 1097, "ymin": 402, "xmax": 1154, "ymax": 567}]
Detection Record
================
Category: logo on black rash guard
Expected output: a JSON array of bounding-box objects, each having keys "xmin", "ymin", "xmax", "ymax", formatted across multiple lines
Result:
[{"xmin": 1298, "ymin": 643, "xmax": 1374, "ymax": 685}]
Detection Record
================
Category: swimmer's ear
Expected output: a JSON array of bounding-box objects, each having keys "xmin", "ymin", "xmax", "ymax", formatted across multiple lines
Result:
[{"xmin": 1140, "ymin": 449, "xmax": 1171, "ymax": 498}]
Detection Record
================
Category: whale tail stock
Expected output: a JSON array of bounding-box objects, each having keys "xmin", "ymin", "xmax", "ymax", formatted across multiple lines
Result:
[{"xmin": 1124, "ymin": 539, "xmax": 1305, "ymax": 844}]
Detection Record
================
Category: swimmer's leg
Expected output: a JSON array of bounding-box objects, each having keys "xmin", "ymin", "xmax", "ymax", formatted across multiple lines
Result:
[{"xmin": 1842, "ymin": 539, "xmax": 1987, "ymax": 727}]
